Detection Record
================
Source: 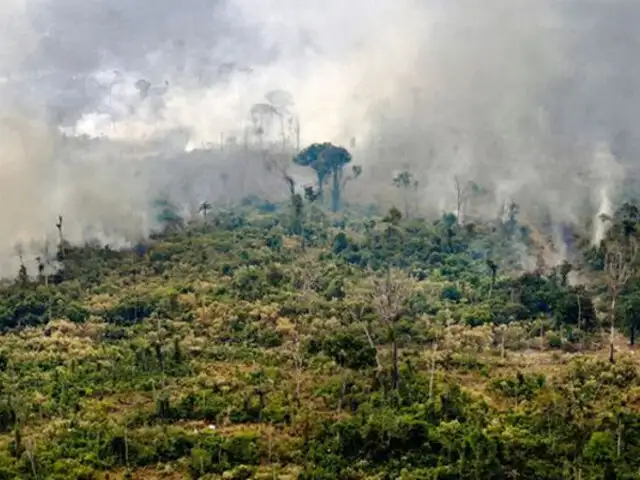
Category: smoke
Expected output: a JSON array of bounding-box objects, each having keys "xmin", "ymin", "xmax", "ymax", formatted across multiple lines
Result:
[{"xmin": 0, "ymin": 0, "xmax": 638, "ymax": 277}]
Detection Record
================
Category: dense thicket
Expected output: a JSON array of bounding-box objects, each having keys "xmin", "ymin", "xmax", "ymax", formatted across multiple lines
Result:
[{"xmin": 0, "ymin": 196, "xmax": 639, "ymax": 479}]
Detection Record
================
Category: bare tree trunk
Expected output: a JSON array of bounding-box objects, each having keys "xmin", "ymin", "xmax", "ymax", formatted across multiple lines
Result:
[
  {"xmin": 429, "ymin": 342, "xmax": 438, "ymax": 401},
  {"xmin": 577, "ymin": 293, "xmax": 582, "ymax": 330},
  {"xmin": 26, "ymin": 447, "xmax": 37, "ymax": 479},
  {"xmin": 392, "ymin": 335, "xmax": 399, "ymax": 391},
  {"xmin": 337, "ymin": 377, "xmax": 347, "ymax": 413},
  {"xmin": 610, "ymin": 296, "xmax": 617, "ymax": 364},
  {"xmin": 124, "ymin": 424, "xmax": 129, "ymax": 467},
  {"xmin": 617, "ymin": 423, "xmax": 622, "ymax": 458},
  {"xmin": 268, "ymin": 428, "xmax": 277, "ymax": 480},
  {"xmin": 404, "ymin": 195, "xmax": 409, "ymax": 220},
  {"xmin": 293, "ymin": 334, "xmax": 303, "ymax": 408},
  {"xmin": 454, "ymin": 177, "xmax": 462, "ymax": 225},
  {"xmin": 362, "ymin": 323, "xmax": 382, "ymax": 371}
]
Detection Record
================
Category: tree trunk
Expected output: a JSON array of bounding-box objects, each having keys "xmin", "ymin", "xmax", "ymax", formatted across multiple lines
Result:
[
  {"xmin": 392, "ymin": 336, "xmax": 399, "ymax": 391},
  {"xmin": 362, "ymin": 323, "xmax": 382, "ymax": 371},
  {"xmin": 617, "ymin": 424, "xmax": 622, "ymax": 458},
  {"xmin": 27, "ymin": 448, "xmax": 37, "ymax": 479},
  {"xmin": 317, "ymin": 173, "xmax": 325, "ymax": 203},
  {"xmin": 455, "ymin": 179, "xmax": 462, "ymax": 225},
  {"xmin": 577, "ymin": 293, "xmax": 582, "ymax": 330},
  {"xmin": 331, "ymin": 169, "xmax": 341, "ymax": 212},
  {"xmin": 124, "ymin": 425, "xmax": 129, "ymax": 467},
  {"xmin": 488, "ymin": 274, "xmax": 495, "ymax": 300},
  {"xmin": 428, "ymin": 342, "xmax": 438, "ymax": 400},
  {"xmin": 295, "ymin": 373, "xmax": 301, "ymax": 407},
  {"xmin": 610, "ymin": 296, "xmax": 617, "ymax": 364},
  {"xmin": 338, "ymin": 377, "xmax": 347, "ymax": 413}
]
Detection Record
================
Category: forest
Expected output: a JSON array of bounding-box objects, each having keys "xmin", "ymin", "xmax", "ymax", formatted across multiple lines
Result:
[{"xmin": 0, "ymin": 142, "xmax": 639, "ymax": 479}]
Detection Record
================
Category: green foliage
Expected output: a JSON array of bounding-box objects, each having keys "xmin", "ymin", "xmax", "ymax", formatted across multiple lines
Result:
[
  {"xmin": 322, "ymin": 331, "xmax": 377, "ymax": 370},
  {"xmin": 294, "ymin": 142, "xmax": 354, "ymax": 211},
  {"xmin": 0, "ymin": 200, "xmax": 638, "ymax": 478}
]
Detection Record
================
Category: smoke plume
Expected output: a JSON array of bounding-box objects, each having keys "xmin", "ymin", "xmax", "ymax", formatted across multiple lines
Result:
[{"xmin": 0, "ymin": 0, "xmax": 638, "ymax": 276}]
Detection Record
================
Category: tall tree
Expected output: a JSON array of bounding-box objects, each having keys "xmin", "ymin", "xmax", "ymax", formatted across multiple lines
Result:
[
  {"xmin": 601, "ymin": 203, "xmax": 640, "ymax": 363},
  {"xmin": 250, "ymin": 90, "xmax": 296, "ymax": 151},
  {"xmin": 198, "ymin": 201, "xmax": 211, "ymax": 223},
  {"xmin": 265, "ymin": 154, "xmax": 296, "ymax": 201},
  {"xmin": 293, "ymin": 142, "xmax": 356, "ymax": 212},
  {"xmin": 368, "ymin": 268, "xmax": 415, "ymax": 390},
  {"xmin": 265, "ymin": 89, "xmax": 295, "ymax": 150},
  {"xmin": 341, "ymin": 165, "xmax": 363, "ymax": 204},
  {"xmin": 250, "ymin": 103, "xmax": 277, "ymax": 150},
  {"xmin": 454, "ymin": 177, "xmax": 485, "ymax": 225},
  {"xmin": 604, "ymin": 240, "xmax": 637, "ymax": 363}
]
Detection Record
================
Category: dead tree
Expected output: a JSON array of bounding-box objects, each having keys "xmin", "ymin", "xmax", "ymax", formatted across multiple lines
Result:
[
  {"xmin": 264, "ymin": 154, "xmax": 296, "ymax": 200},
  {"xmin": 454, "ymin": 177, "xmax": 485, "ymax": 225},
  {"xmin": 56, "ymin": 215, "xmax": 63, "ymax": 244},
  {"xmin": 14, "ymin": 244, "xmax": 28, "ymax": 286},
  {"xmin": 290, "ymin": 257, "xmax": 320, "ymax": 406},
  {"xmin": 369, "ymin": 268, "xmax": 415, "ymax": 390},
  {"xmin": 604, "ymin": 239, "xmax": 638, "ymax": 363}
]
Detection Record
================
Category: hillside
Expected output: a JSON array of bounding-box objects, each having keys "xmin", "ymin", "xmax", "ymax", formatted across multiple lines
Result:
[{"xmin": 0, "ymin": 204, "xmax": 639, "ymax": 480}]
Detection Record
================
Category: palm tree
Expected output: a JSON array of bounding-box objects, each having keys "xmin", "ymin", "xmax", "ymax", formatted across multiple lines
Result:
[{"xmin": 199, "ymin": 201, "xmax": 212, "ymax": 223}]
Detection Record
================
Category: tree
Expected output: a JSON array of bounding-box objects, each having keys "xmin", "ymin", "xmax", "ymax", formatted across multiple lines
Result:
[
  {"xmin": 198, "ymin": 201, "xmax": 211, "ymax": 223},
  {"xmin": 291, "ymin": 194, "xmax": 305, "ymax": 235},
  {"xmin": 486, "ymin": 258, "xmax": 498, "ymax": 300},
  {"xmin": 340, "ymin": 165, "xmax": 363, "ymax": 207},
  {"xmin": 393, "ymin": 170, "xmax": 419, "ymax": 218},
  {"xmin": 382, "ymin": 207, "xmax": 404, "ymax": 248},
  {"xmin": 250, "ymin": 103, "xmax": 277, "ymax": 150},
  {"xmin": 604, "ymin": 239, "xmax": 638, "ymax": 363},
  {"xmin": 251, "ymin": 90, "xmax": 296, "ymax": 150},
  {"xmin": 56, "ymin": 215, "xmax": 64, "ymax": 245},
  {"xmin": 600, "ymin": 202, "xmax": 640, "ymax": 361},
  {"xmin": 619, "ymin": 288, "xmax": 640, "ymax": 347},
  {"xmin": 368, "ymin": 268, "xmax": 415, "ymax": 390},
  {"xmin": 454, "ymin": 177, "xmax": 485, "ymax": 225},
  {"xmin": 265, "ymin": 154, "xmax": 296, "ymax": 201},
  {"xmin": 265, "ymin": 89, "xmax": 295, "ymax": 150},
  {"xmin": 135, "ymin": 79, "xmax": 152, "ymax": 99},
  {"xmin": 293, "ymin": 142, "xmax": 355, "ymax": 212},
  {"xmin": 29, "ymin": 237, "xmax": 56, "ymax": 288},
  {"xmin": 154, "ymin": 198, "xmax": 184, "ymax": 233},
  {"xmin": 303, "ymin": 185, "xmax": 321, "ymax": 203}
]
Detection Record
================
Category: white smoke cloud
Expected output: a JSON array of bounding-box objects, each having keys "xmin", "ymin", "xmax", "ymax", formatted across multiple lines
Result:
[
  {"xmin": 65, "ymin": 0, "xmax": 430, "ymax": 150},
  {"xmin": 0, "ymin": 0, "xmax": 637, "ymax": 277}
]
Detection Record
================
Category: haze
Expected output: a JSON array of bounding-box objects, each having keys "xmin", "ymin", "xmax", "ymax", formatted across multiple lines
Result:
[{"xmin": 0, "ymin": 0, "xmax": 637, "ymax": 276}]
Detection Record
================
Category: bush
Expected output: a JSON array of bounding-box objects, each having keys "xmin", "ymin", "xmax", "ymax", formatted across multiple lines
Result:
[
  {"xmin": 103, "ymin": 296, "xmax": 157, "ymax": 325},
  {"xmin": 547, "ymin": 333, "xmax": 562, "ymax": 349},
  {"xmin": 323, "ymin": 332, "xmax": 377, "ymax": 370}
]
